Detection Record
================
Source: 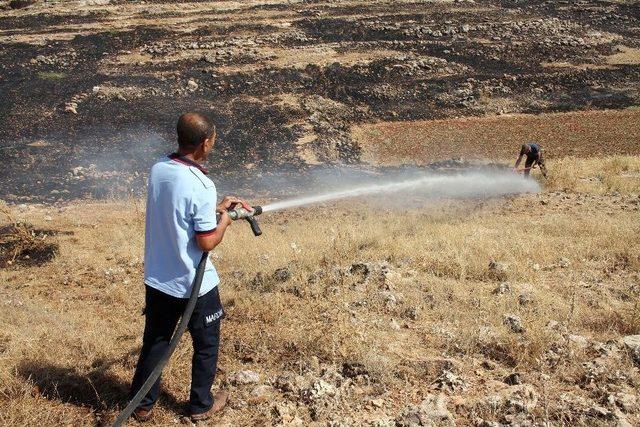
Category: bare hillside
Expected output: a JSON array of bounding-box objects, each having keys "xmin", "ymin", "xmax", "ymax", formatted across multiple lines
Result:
[{"xmin": 1, "ymin": 0, "xmax": 639, "ymax": 201}]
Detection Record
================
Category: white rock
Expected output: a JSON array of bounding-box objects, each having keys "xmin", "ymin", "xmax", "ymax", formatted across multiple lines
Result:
[
  {"xmin": 568, "ymin": 334, "xmax": 589, "ymax": 348},
  {"xmin": 492, "ymin": 282, "xmax": 511, "ymax": 294},
  {"xmin": 302, "ymin": 379, "xmax": 338, "ymax": 402},
  {"xmin": 395, "ymin": 393, "xmax": 455, "ymax": 426},
  {"xmin": 251, "ymin": 384, "xmax": 273, "ymax": 397},
  {"xmin": 229, "ymin": 370, "xmax": 260, "ymax": 385},
  {"xmin": 370, "ymin": 398, "xmax": 385, "ymax": 408},
  {"xmin": 517, "ymin": 293, "xmax": 532, "ymax": 306},
  {"xmin": 484, "ymin": 384, "xmax": 538, "ymax": 414},
  {"xmin": 381, "ymin": 291, "xmax": 397, "ymax": 308},
  {"xmin": 615, "ymin": 409, "xmax": 633, "ymax": 427},
  {"xmin": 249, "ymin": 384, "xmax": 273, "ymax": 403},
  {"xmin": 613, "ymin": 392, "xmax": 637, "ymax": 413},
  {"xmin": 617, "ymin": 418, "xmax": 633, "ymax": 427},
  {"xmin": 187, "ymin": 79, "xmax": 199, "ymax": 91},
  {"xmin": 64, "ymin": 103, "xmax": 77, "ymax": 114},
  {"xmin": 503, "ymin": 314, "xmax": 525, "ymax": 333},
  {"xmin": 622, "ymin": 335, "xmax": 640, "ymax": 365},
  {"xmin": 432, "ymin": 370, "xmax": 467, "ymax": 392},
  {"xmin": 488, "ymin": 260, "xmax": 508, "ymax": 272}
]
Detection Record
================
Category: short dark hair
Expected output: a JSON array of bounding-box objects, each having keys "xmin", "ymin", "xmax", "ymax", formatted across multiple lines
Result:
[{"xmin": 176, "ymin": 112, "xmax": 216, "ymax": 150}]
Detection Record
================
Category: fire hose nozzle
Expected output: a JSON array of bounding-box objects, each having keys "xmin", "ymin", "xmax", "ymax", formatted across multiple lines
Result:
[{"xmin": 217, "ymin": 204, "xmax": 263, "ymax": 236}]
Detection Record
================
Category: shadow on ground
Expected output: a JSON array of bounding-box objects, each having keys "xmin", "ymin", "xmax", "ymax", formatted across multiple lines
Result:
[{"xmin": 17, "ymin": 356, "xmax": 187, "ymax": 419}]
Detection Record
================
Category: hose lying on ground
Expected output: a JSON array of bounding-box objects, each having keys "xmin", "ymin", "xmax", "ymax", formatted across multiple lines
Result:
[{"xmin": 112, "ymin": 251, "xmax": 209, "ymax": 427}]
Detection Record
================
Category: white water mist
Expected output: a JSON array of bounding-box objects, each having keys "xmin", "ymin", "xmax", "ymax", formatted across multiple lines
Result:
[{"xmin": 262, "ymin": 171, "xmax": 539, "ymax": 212}]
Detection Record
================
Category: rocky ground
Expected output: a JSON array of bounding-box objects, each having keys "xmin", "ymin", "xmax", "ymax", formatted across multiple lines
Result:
[
  {"xmin": 1, "ymin": 0, "xmax": 639, "ymax": 202},
  {"xmin": 1, "ymin": 157, "xmax": 639, "ymax": 426}
]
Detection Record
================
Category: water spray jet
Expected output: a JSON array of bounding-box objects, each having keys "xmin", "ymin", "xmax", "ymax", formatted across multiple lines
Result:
[{"xmin": 261, "ymin": 170, "xmax": 539, "ymax": 213}]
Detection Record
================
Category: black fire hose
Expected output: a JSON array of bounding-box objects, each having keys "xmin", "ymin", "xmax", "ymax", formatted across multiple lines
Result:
[{"xmin": 112, "ymin": 251, "xmax": 209, "ymax": 427}]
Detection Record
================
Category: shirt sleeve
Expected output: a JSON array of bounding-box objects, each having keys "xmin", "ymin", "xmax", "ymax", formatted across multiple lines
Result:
[{"xmin": 192, "ymin": 185, "xmax": 217, "ymax": 236}]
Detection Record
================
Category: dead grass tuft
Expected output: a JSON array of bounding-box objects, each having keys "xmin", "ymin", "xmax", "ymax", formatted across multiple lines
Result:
[{"xmin": 0, "ymin": 222, "xmax": 59, "ymax": 268}]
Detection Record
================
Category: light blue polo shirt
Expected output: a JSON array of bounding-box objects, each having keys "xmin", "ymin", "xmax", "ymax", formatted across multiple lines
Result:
[{"xmin": 144, "ymin": 154, "xmax": 220, "ymax": 298}]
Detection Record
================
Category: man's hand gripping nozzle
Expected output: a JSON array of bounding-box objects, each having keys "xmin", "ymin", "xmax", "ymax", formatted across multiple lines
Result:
[{"xmin": 217, "ymin": 203, "xmax": 263, "ymax": 236}]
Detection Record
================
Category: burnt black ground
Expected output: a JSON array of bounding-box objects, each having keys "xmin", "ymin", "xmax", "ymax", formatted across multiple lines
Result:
[{"xmin": 0, "ymin": 0, "xmax": 638, "ymax": 203}]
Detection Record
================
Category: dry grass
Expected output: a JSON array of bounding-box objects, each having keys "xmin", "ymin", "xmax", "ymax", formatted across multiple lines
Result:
[
  {"xmin": 545, "ymin": 156, "xmax": 640, "ymax": 194},
  {"xmin": 1, "ymin": 158, "xmax": 639, "ymax": 426}
]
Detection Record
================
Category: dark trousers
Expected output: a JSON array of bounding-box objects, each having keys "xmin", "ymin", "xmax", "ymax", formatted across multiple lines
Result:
[
  {"xmin": 130, "ymin": 285, "xmax": 224, "ymax": 415},
  {"xmin": 524, "ymin": 156, "xmax": 536, "ymax": 177}
]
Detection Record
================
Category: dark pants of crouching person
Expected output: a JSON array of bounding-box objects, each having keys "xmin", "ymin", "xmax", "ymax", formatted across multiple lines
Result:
[
  {"xmin": 130, "ymin": 285, "xmax": 224, "ymax": 414},
  {"xmin": 524, "ymin": 155, "xmax": 536, "ymax": 177}
]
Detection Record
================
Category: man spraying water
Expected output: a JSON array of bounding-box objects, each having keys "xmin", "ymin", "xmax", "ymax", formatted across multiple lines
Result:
[
  {"xmin": 119, "ymin": 124, "xmax": 540, "ymax": 424},
  {"xmin": 127, "ymin": 112, "xmax": 244, "ymax": 422}
]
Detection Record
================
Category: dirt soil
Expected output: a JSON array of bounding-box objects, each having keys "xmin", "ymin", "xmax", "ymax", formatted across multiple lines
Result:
[
  {"xmin": 1, "ymin": 0, "xmax": 639, "ymax": 202},
  {"xmin": 352, "ymin": 108, "xmax": 640, "ymax": 165}
]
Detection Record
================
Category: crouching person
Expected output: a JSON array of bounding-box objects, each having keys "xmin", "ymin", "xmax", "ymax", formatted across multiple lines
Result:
[{"xmin": 514, "ymin": 142, "xmax": 547, "ymax": 178}]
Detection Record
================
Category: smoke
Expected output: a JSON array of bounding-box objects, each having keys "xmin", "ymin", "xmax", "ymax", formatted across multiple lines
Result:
[
  {"xmin": 47, "ymin": 126, "xmax": 170, "ymax": 199},
  {"xmin": 261, "ymin": 169, "xmax": 540, "ymax": 213},
  {"xmin": 14, "ymin": 123, "xmax": 540, "ymax": 207}
]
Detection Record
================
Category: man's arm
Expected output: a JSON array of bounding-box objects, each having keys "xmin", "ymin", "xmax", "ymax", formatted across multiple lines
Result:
[
  {"xmin": 514, "ymin": 154, "xmax": 524, "ymax": 169},
  {"xmin": 192, "ymin": 187, "xmax": 236, "ymax": 253},
  {"xmin": 195, "ymin": 211, "xmax": 231, "ymax": 252},
  {"xmin": 538, "ymin": 163, "xmax": 548, "ymax": 178},
  {"xmin": 194, "ymin": 195, "xmax": 249, "ymax": 251},
  {"xmin": 514, "ymin": 145, "xmax": 527, "ymax": 169}
]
